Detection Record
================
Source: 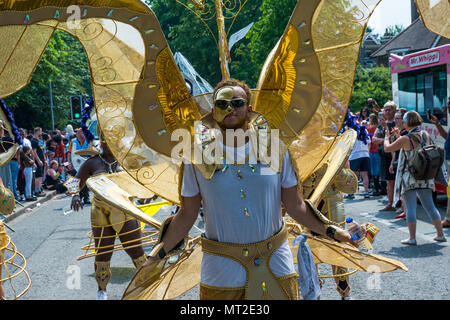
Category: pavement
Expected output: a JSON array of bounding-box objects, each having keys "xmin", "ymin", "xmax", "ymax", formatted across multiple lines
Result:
[
  {"xmin": 4, "ymin": 186, "xmax": 450, "ymax": 300},
  {"xmin": 1, "ymin": 190, "xmax": 58, "ymax": 225}
]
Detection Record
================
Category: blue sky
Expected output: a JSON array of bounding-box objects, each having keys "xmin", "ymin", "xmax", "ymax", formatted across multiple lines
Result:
[{"xmin": 367, "ymin": 0, "xmax": 412, "ymax": 35}]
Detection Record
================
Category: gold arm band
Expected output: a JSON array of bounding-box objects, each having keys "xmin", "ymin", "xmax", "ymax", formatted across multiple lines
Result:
[{"xmin": 304, "ymin": 199, "xmax": 340, "ymax": 228}]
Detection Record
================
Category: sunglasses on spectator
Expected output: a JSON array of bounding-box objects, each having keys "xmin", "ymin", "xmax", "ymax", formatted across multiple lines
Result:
[
  {"xmin": 394, "ymin": 117, "xmax": 403, "ymax": 120},
  {"xmin": 214, "ymin": 98, "xmax": 247, "ymax": 110}
]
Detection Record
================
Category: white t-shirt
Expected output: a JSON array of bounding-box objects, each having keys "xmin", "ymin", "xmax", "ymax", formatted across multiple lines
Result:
[
  {"xmin": 182, "ymin": 140, "xmax": 298, "ymax": 287},
  {"xmin": 349, "ymin": 138, "xmax": 370, "ymax": 161},
  {"xmin": 22, "ymin": 138, "xmax": 32, "ymax": 149}
]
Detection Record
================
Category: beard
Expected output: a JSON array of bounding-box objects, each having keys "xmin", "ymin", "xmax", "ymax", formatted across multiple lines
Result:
[{"xmin": 217, "ymin": 113, "xmax": 248, "ymax": 131}]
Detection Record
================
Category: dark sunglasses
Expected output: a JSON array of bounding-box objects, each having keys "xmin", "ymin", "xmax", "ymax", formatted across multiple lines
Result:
[{"xmin": 214, "ymin": 98, "xmax": 247, "ymax": 110}]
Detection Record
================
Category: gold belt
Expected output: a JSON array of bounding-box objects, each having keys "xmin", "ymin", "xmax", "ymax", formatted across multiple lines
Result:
[{"xmin": 201, "ymin": 224, "xmax": 290, "ymax": 300}]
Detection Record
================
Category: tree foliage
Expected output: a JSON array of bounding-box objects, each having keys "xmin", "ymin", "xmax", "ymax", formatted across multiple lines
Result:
[
  {"xmin": 349, "ymin": 64, "xmax": 392, "ymax": 114},
  {"xmin": 4, "ymin": 29, "xmax": 92, "ymax": 131},
  {"xmin": 146, "ymin": 0, "xmax": 296, "ymax": 88}
]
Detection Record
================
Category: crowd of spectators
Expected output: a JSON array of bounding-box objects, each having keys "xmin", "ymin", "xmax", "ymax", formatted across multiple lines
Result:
[
  {"xmin": 0, "ymin": 124, "xmax": 87, "ymax": 202},
  {"xmin": 346, "ymin": 97, "xmax": 450, "ymax": 232}
]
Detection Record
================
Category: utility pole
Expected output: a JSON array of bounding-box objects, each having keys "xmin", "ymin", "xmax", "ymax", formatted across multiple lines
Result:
[{"xmin": 49, "ymin": 80, "xmax": 55, "ymax": 131}]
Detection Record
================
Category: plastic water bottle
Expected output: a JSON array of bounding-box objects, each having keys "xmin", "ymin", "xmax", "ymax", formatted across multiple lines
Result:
[{"xmin": 346, "ymin": 217, "xmax": 372, "ymax": 253}]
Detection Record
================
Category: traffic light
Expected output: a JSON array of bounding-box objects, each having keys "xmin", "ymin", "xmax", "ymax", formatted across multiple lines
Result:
[{"xmin": 70, "ymin": 95, "xmax": 83, "ymax": 120}]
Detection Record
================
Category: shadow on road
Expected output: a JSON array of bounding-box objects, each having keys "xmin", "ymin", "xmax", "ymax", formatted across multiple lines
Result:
[{"xmin": 377, "ymin": 242, "xmax": 447, "ymax": 259}]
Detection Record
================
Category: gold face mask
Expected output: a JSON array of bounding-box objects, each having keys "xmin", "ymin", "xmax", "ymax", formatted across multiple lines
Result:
[{"xmin": 213, "ymin": 86, "xmax": 235, "ymax": 123}]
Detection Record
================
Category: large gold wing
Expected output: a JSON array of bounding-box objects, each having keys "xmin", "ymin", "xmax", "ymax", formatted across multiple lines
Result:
[
  {"xmin": 254, "ymin": 0, "xmax": 382, "ymax": 182},
  {"xmin": 0, "ymin": 0, "xmax": 196, "ymax": 204}
]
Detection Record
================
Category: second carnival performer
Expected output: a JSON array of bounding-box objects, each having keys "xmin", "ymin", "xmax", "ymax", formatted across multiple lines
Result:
[
  {"xmin": 70, "ymin": 135, "xmax": 147, "ymax": 300},
  {"xmin": 142, "ymin": 79, "xmax": 361, "ymax": 300}
]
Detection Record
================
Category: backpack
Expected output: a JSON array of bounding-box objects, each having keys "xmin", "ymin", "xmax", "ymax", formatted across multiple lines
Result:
[{"xmin": 406, "ymin": 131, "xmax": 444, "ymax": 181}]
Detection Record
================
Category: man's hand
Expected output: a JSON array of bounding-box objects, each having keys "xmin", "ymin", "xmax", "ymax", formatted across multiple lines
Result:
[
  {"xmin": 429, "ymin": 113, "xmax": 439, "ymax": 125},
  {"xmin": 389, "ymin": 163, "xmax": 395, "ymax": 174},
  {"xmin": 333, "ymin": 229, "xmax": 358, "ymax": 247},
  {"xmin": 384, "ymin": 127, "xmax": 392, "ymax": 139},
  {"xmin": 333, "ymin": 223, "xmax": 369, "ymax": 248},
  {"xmin": 71, "ymin": 194, "xmax": 83, "ymax": 211},
  {"xmin": 392, "ymin": 127, "xmax": 400, "ymax": 139},
  {"xmin": 368, "ymin": 98, "xmax": 381, "ymax": 112}
]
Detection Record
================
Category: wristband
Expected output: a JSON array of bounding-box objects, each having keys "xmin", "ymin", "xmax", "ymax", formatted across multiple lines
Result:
[
  {"xmin": 158, "ymin": 247, "xmax": 166, "ymax": 259},
  {"xmin": 326, "ymin": 225, "xmax": 339, "ymax": 240}
]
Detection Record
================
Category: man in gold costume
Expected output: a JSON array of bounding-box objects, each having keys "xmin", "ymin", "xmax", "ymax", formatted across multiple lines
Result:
[
  {"xmin": 142, "ymin": 79, "xmax": 359, "ymax": 300},
  {"xmin": 70, "ymin": 140, "xmax": 147, "ymax": 300},
  {"xmin": 302, "ymin": 164, "xmax": 359, "ymax": 299}
]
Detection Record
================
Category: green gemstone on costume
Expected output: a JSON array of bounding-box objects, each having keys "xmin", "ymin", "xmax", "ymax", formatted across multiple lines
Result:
[
  {"xmin": 221, "ymin": 165, "xmax": 228, "ymax": 173},
  {"xmin": 240, "ymin": 188, "xmax": 245, "ymax": 199},
  {"xmin": 244, "ymin": 208, "xmax": 250, "ymax": 217},
  {"xmin": 248, "ymin": 164, "xmax": 256, "ymax": 173},
  {"xmin": 237, "ymin": 169, "xmax": 242, "ymax": 179},
  {"xmin": 2, "ymin": 200, "xmax": 7, "ymax": 205}
]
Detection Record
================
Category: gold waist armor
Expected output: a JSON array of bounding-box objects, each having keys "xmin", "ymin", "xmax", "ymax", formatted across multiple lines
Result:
[
  {"xmin": 91, "ymin": 196, "xmax": 132, "ymax": 233},
  {"xmin": 200, "ymin": 224, "xmax": 291, "ymax": 300}
]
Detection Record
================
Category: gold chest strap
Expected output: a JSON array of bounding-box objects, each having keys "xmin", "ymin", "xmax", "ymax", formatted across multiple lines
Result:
[{"xmin": 200, "ymin": 225, "xmax": 290, "ymax": 300}]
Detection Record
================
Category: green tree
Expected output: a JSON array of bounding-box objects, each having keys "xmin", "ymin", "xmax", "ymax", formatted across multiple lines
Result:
[
  {"xmin": 349, "ymin": 64, "xmax": 392, "ymax": 113},
  {"xmin": 145, "ymin": 0, "xmax": 296, "ymax": 88},
  {"xmin": 4, "ymin": 29, "xmax": 92, "ymax": 131}
]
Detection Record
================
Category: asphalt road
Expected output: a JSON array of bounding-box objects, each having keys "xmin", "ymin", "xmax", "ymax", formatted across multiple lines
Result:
[{"xmin": 3, "ymin": 190, "xmax": 450, "ymax": 301}]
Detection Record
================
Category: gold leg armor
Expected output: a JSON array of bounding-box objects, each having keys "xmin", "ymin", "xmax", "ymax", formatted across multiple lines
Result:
[
  {"xmin": 94, "ymin": 261, "xmax": 112, "ymax": 291},
  {"xmin": 332, "ymin": 265, "xmax": 350, "ymax": 298},
  {"xmin": 132, "ymin": 254, "xmax": 148, "ymax": 270}
]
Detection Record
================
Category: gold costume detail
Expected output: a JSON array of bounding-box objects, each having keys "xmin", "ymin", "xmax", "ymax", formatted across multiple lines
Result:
[
  {"xmin": 133, "ymin": 254, "xmax": 148, "ymax": 270},
  {"xmin": 200, "ymin": 276, "xmax": 299, "ymax": 300},
  {"xmin": 95, "ymin": 261, "xmax": 112, "ymax": 291},
  {"xmin": 191, "ymin": 112, "xmax": 284, "ymax": 180},
  {"xmin": 0, "ymin": 186, "xmax": 15, "ymax": 216},
  {"xmin": 201, "ymin": 225, "xmax": 293, "ymax": 300},
  {"xmin": 78, "ymin": 195, "xmax": 158, "ymax": 261},
  {"xmin": 155, "ymin": 48, "xmax": 202, "ymax": 135},
  {"xmin": 0, "ymin": 107, "xmax": 19, "ymax": 168},
  {"xmin": 0, "ymin": 222, "xmax": 31, "ymax": 300},
  {"xmin": 415, "ymin": 0, "xmax": 449, "ymax": 38},
  {"xmin": 255, "ymin": 4, "xmax": 322, "ymax": 148},
  {"xmin": 91, "ymin": 196, "xmax": 131, "ymax": 234}
]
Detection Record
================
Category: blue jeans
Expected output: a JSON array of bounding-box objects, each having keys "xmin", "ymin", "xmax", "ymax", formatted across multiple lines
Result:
[
  {"xmin": 24, "ymin": 167, "xmax": 33, "ymax": 198},
  {"xmin": 9, "ymin": 160, "xmax": 19, "ymax": 199},
  {"xmin": 402, "ymin": 189, "xmax": 441, "ymax": 223},
  {"xmin": 369, "ymin": 152, "xmax": 380, "ymax": 177}
]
